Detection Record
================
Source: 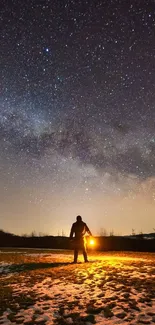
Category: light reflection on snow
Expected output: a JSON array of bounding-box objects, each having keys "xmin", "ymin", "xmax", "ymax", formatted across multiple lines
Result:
[{"xmin": 0, "ymin": 250, "xmax": 155, "ymax": 324}]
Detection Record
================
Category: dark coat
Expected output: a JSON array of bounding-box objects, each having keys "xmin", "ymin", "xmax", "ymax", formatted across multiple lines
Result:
[{"xmin": 70, "ymin": 220, "xmax": 92, "ymax": 240}]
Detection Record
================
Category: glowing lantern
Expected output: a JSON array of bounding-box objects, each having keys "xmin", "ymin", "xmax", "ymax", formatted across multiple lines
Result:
[{"xmin": 89, "ymin": 238, "xmax": 95, "ymax": 246}]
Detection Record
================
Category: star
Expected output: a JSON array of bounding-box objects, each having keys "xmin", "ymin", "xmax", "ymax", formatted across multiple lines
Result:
[{"xmin": 0, "ymin": 0, "xmax": 155, "ymax": 236}]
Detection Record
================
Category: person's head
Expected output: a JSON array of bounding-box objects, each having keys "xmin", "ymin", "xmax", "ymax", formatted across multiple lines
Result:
[{"xmin": 76, "ymin": 215, "xmax": 82, "ymax": 222}]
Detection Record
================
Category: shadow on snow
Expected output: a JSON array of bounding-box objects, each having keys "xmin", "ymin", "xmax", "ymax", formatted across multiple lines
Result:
[{"xmin": 1, "ymin": 262, "xmax": 74, "ymax": 274}]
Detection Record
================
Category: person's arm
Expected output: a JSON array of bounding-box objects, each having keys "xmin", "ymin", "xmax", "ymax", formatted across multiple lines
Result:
[
  {"xmin": 85, "ymin": 224, "xmax": 92, "ymax": 236},
  {"xmin": 70, "ymin": 224, "xmax": 74, "ymax": 239}
]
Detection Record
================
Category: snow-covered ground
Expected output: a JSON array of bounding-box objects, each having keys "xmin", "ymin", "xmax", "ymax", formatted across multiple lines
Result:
[
  {"xmin": 0, "ymin": 250, "xmax": 155, "ymax": 324},
  {"xmin": 0, "ymin": 262, "xmax": 13, "ymax": 275}
]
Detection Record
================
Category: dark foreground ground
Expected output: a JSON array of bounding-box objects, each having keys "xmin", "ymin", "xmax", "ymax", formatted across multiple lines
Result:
[{"xmin": 0, "ymin": 249, "xmax": 155, "ymax": 324}]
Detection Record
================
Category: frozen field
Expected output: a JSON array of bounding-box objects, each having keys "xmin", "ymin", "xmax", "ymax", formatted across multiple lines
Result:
[{"xmin": 0, "ymin": 249, "xmax": 155, "ymax": 324}]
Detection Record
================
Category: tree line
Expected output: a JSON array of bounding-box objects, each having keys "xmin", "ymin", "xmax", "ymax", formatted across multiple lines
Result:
[{"xmin": 0, "ymin": 229, "xmax": 155, "ymax": 252}]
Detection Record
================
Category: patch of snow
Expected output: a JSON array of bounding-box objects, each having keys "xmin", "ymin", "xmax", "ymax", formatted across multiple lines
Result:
[{"xmin": 0, "ymin": 251, "xmax": 155, "ymax": 324}]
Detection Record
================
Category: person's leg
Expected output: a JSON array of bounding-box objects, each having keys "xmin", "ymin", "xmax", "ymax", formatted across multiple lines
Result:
[
  {"xmin": 82, "ymin": 240, "xmax": 88, "ymax": 262},
  {"xmin": 74, "ymin": 248, "xmax": 78, "ymax": 263}
]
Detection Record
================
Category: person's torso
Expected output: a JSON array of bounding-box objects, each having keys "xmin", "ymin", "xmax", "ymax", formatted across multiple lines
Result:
[{"xmin": 73, "ymin": 221, "xmax": 87, "ymax": 239}]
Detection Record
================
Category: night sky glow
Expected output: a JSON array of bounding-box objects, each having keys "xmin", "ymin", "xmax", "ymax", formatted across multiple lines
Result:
[{"xmin": 1, "ymin": 0, "xmax": 155, "ymax": 236}]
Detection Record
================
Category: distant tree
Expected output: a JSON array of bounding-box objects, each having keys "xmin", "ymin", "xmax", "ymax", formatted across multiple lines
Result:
[
  {"xmin": 61, "ymin": 230, "xmax": 66, "ymax": 237},
  {"xmin": 98, "ymin": 228, "xmax": 108, "ymax": 236},
  {"xmin": 109, "ymin": 230, "xmax": 114, "ymax": 237},
  {"xmin": 22, "ymin": 233, "xmax": 28, "ymax": 237},
  {"xmin": 139, "ymin": 231, "xmax": 144, "ymax": 239},
  {"xmin": 132, "ymin": 229, "xmax": 135, "ymax": 236},
  {"xmin": 30, "ymin": 231, "xmax": 37, "ymax": 237}
]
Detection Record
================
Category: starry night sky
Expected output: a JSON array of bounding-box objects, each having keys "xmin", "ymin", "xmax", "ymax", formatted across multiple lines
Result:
[{"xmin": 1, "ymin": 0, "xmax": 155, "ymax": 236}]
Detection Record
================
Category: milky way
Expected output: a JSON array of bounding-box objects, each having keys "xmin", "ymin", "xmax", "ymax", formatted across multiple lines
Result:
[{"xmin": 1, "ymin": 0, "xmax": 155, "ymax": 235}]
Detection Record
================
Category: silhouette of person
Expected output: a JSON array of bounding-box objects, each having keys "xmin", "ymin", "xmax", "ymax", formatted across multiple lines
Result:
[{"xmin": 70, "ymin": 215, "xmax": 92, "ymax": 263}]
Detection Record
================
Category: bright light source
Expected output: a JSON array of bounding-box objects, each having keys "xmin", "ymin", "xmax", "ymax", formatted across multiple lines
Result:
[{"xmin": 89, "ymin": 239, "xmax": 95, "ymax": 246}]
